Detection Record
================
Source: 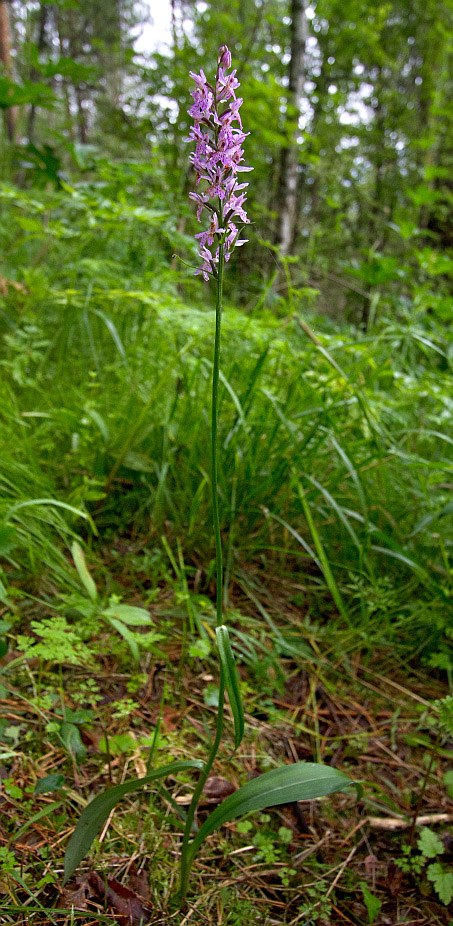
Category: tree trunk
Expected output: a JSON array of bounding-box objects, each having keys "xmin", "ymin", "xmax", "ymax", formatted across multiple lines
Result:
[
  {"xmin": 0, "ymin": 0, "xmax": 17, "ymax": 141},
  {"xmin": 27, "ymin": 2, "xmax": 48, "ymax": 144},
  {"xmin": 54, "ymin": 8, "xmax": 75, "ymax": 142},
  {"xmin": 276, "ymin": 0, "xmax": 308, "ymax": 256},
  {"xmin": 67, "ymin": 8, "xmax": 88, "ymax": 144}
]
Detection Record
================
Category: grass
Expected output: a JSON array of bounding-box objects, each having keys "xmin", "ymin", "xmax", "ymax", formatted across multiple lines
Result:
[{"xmin": 1, "ymin": 284, "xmax": 451, "ymax": 654}]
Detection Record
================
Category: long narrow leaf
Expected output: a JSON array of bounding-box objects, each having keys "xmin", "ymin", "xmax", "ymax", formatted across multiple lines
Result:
[
  {"xmin": 7, "ymin": 499, "xmax": 97, "ymax": 533},
  {"xmin": 410, "ymin": 501, "xmax": 453, "ymax": 537},
  {"xmin": 106, "ymin": 617, "xmax": 139, "ymax": 663},
  {"xmin": 216, "ymin": 625, "xmax": 244, "ymax": 751},
  {"xmin": 71, "ymin": 542, "xmax": 97, "ymax": 602},
  {"xmin": 103, "ymin": 604, "xmax": 153, "ymax": 626},
  {"xmin": 188, "ymin": 762, "xmax": 354, "ymax": 859},
  {"xmin": 64, "ymin": 760, "xmax": 202, "ymax": 883},
  {"xmin": 302, "ymin": 472, "xmax": 363, "ymax": 553},
  {"xmin": 296, "ymin": 479, "xmax": 352, "ymax": 628}
]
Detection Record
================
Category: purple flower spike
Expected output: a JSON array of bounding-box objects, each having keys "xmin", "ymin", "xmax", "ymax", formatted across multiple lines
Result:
[{"xmin": 187, "ymin": 45, "xmax": 251, "ymax": 279}]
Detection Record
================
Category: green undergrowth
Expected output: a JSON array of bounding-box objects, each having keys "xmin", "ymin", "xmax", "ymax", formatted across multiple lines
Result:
[{"xmin": 0, "ymin": 232, "xmax": 452, "ymax": 664}]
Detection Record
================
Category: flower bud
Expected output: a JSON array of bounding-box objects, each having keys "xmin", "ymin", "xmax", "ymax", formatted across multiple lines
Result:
[{"xmin": 218, "ymin": 45, "xmax": 232, "ymax": 69}]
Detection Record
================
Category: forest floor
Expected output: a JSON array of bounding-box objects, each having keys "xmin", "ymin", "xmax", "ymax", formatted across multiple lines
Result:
[{"xmin": 1, "ymin": 561, "xmax": 452, "ymax": 926}]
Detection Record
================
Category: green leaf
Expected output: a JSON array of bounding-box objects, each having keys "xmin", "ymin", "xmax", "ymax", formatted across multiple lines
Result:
[
  {"xmin": 370, "ymin": 544, "xmax": 427, "ymax": 578},
  {"xmin": 59, "ymin": 723, "xmax": 86, "ymax": 762},
  {"xmin": 85, "ymin": 408, "xmax": 110, "ymax": 442},
  {"xmin": 63, "ymin": 760, "xmax": 202, "ymax": 883},
  {"xmin": 189, "ymin": 638, "xmax": 211, "ymax": 659},
  {"xmin": 410, "ymin": 501, "xmax": 453, "ymax": 537},
  {"xmin": 203, "ymin": 684, "xmax": 220, "ymax": 707},
  {"xmin": 188, "ymin": 762, "xmax": 354, "ymax": 860},
  {"xmin": 64, "ymin": 708, "xmax": 94, "ymax": 725},
  {"xmin": 0, "ymin": 524, "xmax": 17, "ymax": 557},
  {"xmin": 98, "ymin": 733, "xmax": 138, "ymax": 755},
  {"xmin": 359, "ymin": 882, "xmax": 382, "ymax": 924},
  {"xmin": 427, "ymin": 862, "xmax": 453, "ymax": 905},
  {"xmin": 0, "ymin": 76, "xmax": 56, "ymax": 109},
  {"xmin": 105, "ymin": 617, "xmax": 139, "ymax": 663},
  {"xmin": 39, "ymin": 56, "xmax": 98, "ymax": 83},
  {"xmin": 71, "ymin": 542, "xmax": 97, "ymax": 602},
  {"xmin": 103, "ymin": 604, "xmax": 152, "ymax": 626},
  {"xmin": 7, "ymin": 499, "xmax": 96, "ymax": 535},
  {"xmin": 34, "ymin": 774, "xmax": 65, "ymax": 795},
  {"xmin": 443, "ymin": 769, "xmax": 453, "ymax": 800},
  {"xmin": 123, "ymin": 451, "xmax": 154, "ymax": 473},
  {"xmin": 434, "ymin": 695, "xmax": 453, "ymax": 734},
  {"xmin": 417, "ymin": 827, "xmax": 444, "ymax": 860},
  {"xmin": 216, "ymin": 625, "xmax": 244, "ymax": 752}
]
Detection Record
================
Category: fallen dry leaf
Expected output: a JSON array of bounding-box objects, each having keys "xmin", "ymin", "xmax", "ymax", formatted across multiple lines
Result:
[
  {"xmin": 386, "ymin": 860, "xmax": 404, "ymax": 898},
  {"xmin": 161, "ymin": 705, "xmax": 183, "ymax": 732},
  {"xmin": 200, "ymin": 776, "xmax": 236, "ymax": 804},
  {"xmin": 127, "ymin": 864, "xmax": 152, "ymax": 906},
  {"xmin": 60, "ymin": 875, "xmax": 98, "ymax": 911},
  {"xmin": 88, "ymin": 871, "xmax": 152, "ymax": 925},
  {"xmin": 175, "ymin": 775, "xmax": 236, "ymax": 806}
]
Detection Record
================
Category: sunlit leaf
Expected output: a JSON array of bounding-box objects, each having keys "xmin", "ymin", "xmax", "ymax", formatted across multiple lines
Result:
[
  {"xmin": 71, "ymin": 542, "xmax": 97, "ymax": 601},
  {"xmin": 188, "ymin": 762, "xmax": 356, "ymax": 860},
  {"xmin": 103, "ymin": 604, "xmax": 152, "ymax": 626}
]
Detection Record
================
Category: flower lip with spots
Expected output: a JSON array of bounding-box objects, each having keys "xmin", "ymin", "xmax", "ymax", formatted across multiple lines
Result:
[{"xmin": 187, "ymin": 44, "xmax": 251, "ymax": 279}]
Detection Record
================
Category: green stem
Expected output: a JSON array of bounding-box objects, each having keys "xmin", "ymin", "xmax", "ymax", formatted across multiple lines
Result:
[
  {"xmin": 178, "ymin": 234, "xmax": 225, "ymax": 901},
  {"xmin": 212, "ymin": 239, "xmax": 224, "ymax": 628},
  {"xmin": 179, "ymin": 672, "xmax": 225, "ymax": 899}
]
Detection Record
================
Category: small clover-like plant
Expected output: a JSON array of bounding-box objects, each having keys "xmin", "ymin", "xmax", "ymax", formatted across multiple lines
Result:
[{"xmin": 63, "ymin": 46, "xmax": 356, "ymax": 903}]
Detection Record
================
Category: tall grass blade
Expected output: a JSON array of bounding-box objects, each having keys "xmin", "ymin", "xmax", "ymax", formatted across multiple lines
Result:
[
  {"xmin": 295, "ymin": 477, "xmax": 352, "ymax": 627},
  {"xmin": 7, "ymin": 499, "xmax": 96, "ymax": 533},
  {"xmin": 410, "ymin": 501, "xmax": 453, "ymax": 536}
]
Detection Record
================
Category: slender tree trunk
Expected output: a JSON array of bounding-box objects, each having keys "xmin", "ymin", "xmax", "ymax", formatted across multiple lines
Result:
[
  {"xmin": 417, "ymin": 37, "xmax": 449, "ymax": 238},
  {"xmin": 74, "ymin": 85, "xmax": 88, "ymax": 143},
  {"xmin": 276, "ymin": 0, "xmax": 308, "ymax": 256},
  {"xmin": 67, "ymin": 8, "xmax": 88, "ymax": 144},
  {"xmin": 293, "ymin": 57, "xmax": 328, "ymax": 250},
  {"xmin": 370, "ymin": 67, "xmax": 385, "ymax": 249},
  {"xmin": 54, "ymin": 9, "xmax": 75, "ymax": 142},
  {"xmin": 360, "ymin": 67, "xmax": 385, "ymax": 330},
  {"xmin": 27, "ymin": 2, "xmax": 48, "ymax": 144},
  {"xmin": 0, "ymin": 0, "xmax": 17, "ymax": 142}
]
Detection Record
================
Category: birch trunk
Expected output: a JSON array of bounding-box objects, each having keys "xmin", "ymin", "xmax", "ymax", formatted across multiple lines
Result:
[{"xmin": 276, "ymin": 0, "xmax": 308, "ymax": 256}]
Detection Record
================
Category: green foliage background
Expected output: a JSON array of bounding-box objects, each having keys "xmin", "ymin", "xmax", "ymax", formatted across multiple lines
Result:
[{"xmin": 0, "ymin": 0, "xmax": 452, "ymax": 667}]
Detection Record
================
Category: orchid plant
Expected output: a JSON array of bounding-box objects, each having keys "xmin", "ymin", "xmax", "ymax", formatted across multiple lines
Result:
[{"xmin": 63, "ymin": 46, "xmax": 355, "ymax": 904}]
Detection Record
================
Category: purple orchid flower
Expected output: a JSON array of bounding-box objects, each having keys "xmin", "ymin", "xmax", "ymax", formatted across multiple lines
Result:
[{"xmin": 187, "ymin": 45, "xmax": 251, "ymax": 280}]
